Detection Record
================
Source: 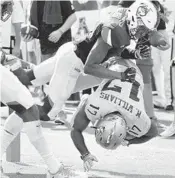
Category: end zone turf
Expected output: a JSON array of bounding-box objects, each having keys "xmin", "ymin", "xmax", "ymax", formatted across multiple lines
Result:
[{"xmin": 1, "ymin": 161, "xmax": 46, "ymax": 178}]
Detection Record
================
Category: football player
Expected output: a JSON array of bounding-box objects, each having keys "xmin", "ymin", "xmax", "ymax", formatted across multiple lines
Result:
[
  {"xmin": 0, "ymin": 50, "xmax": 87, "ymax": 178},
  {"xmin": 118, "ymin": 0, "xmax": 170, "ymax": 121},
  {"xmin": 23, "ymin": 0, "xmax": 161, "ymax": 122},
  {"xmin": 0, "ymin": 3, "xmax": 86, "ymax": 178},
  {"xmin": 70, "ymin": 55, "xmax": 158, "ymax": 172}
]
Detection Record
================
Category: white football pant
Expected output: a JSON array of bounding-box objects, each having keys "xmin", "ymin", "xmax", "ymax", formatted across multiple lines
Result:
[
  {"xmin": 32, "ymin": 42, "xmax": 102, "ymax": 118},
  {"xmin": 0, "ymin": 64, "xmax": 34, "ymax": 109}
]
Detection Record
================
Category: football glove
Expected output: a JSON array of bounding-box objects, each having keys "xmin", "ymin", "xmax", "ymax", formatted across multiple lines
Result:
[
  {"xmin": 135, "ymin": 45, "xmax": 151, "ymax": 60},
  {"xmin": 81, "ymin": 153, "xmax": 98, "ymax": 172},
  {"xmin": 121, "ymin": 67, "xmax": 136, "ymax": 83}
]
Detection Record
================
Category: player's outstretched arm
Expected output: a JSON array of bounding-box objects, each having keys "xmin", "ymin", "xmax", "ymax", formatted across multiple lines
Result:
[
  {"xmin": 71, "ymin": 104, "xmax": 98, "ymax": 171},
  {"xmin": 71, "ymin": 104, "xmax": 90, "ymax": 156}
]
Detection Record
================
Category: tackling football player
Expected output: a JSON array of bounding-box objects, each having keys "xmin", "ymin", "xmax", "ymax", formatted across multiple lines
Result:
[{"xmin": 22, "ymin": 0, "xmax": 161, "ymax": 122}]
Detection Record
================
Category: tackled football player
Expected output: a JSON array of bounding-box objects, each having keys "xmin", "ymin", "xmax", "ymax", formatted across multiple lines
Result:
[{"xmin": 70, "ymin": 0, "xmax": 164, "ymax": 172}]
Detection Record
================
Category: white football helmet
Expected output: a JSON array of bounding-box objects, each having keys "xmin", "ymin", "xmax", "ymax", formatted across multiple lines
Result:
[
  {"xmin": 94, "ymin": 112, "xmax": 127, "ymax": 150},
  {"xmin": 126, "ymin": 0, "xmax": 160, "ymax": 39}
]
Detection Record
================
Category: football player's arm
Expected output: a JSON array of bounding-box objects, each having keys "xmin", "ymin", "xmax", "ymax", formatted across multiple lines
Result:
[
  {"xmin": 84, "ymin": 27, "xmax": 124, "ymax": 79},
  {"xmin": 59, "ymin": 1, "xmax": 76, "ymax": 34},
  {"xmin": 71, "ymin": 105, "xmax": 91, "ymax": 156},
  {"xmin": 84, "ymin": 36, "xmax": 122, "ymax": 80}
]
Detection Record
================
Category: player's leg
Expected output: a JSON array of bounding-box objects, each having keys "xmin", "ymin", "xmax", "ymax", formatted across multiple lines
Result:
[
  {"xmin": 28, "ymin": 55, "xmax": 56, "ymax": 86},
  {"xmin": 73, "ymin": 73, "xmax": 103, "ymax": 93},
  {"xmin": 136, "ymin": 62, "xmax": 155, "ymax": 119},
  {"xmin": 47, "ymin": 42, "xmax": 84, "ymax": 120},
  {"xmin": 0, "ymin": 65, "xmax": 23, "ymax": 158},
  {"xmin": 152, "ymin": 47, "xmax": 166, "ymax": 108},
  {"xmin": 0, "ymin": 112, "xmax": 23, "ymax": 159},
  {"xmin": 0, "ymin": 66, "xmax": 61, "ymax": 174}
]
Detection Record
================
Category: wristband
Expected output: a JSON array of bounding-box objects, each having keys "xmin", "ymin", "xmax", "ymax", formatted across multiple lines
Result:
[
  {"xmin": 59, "ymin": 29, "xmax": 64, "ymax": 35},
  {"xmin": 80, "ymin": 153, "xmax": 89, "ymax": 160}
]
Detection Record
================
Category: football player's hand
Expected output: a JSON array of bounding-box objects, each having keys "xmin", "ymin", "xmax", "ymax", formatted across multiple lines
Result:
[
  {"xmin": 135, "ymin": 45, "xmax": 151, "ymax": 60},
  {"xmin": 156, "ymin": 42, "xmax": 170, "ymax": 51},
  {"xmin": 82, "ymin": 153, "xmax": 98, "ymax": 172},
  {"xmin": 121, "ymin": 67, "xmax": 136, "ymax": 83},
  {"xmin": 48, "ymin": 29, "xmax": 63, "ymax": 43}
]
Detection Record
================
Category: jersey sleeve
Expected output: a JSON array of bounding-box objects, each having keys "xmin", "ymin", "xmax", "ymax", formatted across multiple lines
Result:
[
  {"xmin": 101, "ymin": 26, "xmax": 130, "ymax": 49},
  {"xmin": 60, "ymin": 1, "xmax": 75, "ymax": 19}
]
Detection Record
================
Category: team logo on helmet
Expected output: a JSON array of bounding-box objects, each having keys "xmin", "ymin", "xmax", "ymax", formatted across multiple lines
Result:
[
  {"xmin": 126, "ymin": 0, "xmax": 160, "ymax": 39},
  {"xmin": 94, "ymin": 112, "xmax": 127, "ymax": 150}
]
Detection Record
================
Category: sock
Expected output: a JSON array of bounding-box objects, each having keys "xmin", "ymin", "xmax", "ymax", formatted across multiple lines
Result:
[
  {"xmin": 13, "ymin": 68, "xmax": 32, "ymax": 86},
  {"xmin": 23, "ymin": 120, "xmax": 61, "ymax": 174},
  {"xmin": 38, "ymin": 96, "xmax": 52, "ymax": 121},
  {"xmin": 26, "ymin": 69, "xmax": 36, "ymax": 81},
  {"xmin": 1, "ymin": 112, "xmax": 23, "ymax": 158},
  {"xmin": 42, "ymin": 96, "xmax": 52, "ymax": 113}
]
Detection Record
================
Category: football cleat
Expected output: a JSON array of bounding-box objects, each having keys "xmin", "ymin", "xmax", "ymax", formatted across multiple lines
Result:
[
  {"xmin": 48, "ymin": 108, "xmax": 67, "ymax": 122},
  {"xmin": 48, "ymin": 164, "xmax": 88, "ymax": 178},
  {"xmin": 160, "ymin": 122, "xmax": 175, "ymax": 137}
]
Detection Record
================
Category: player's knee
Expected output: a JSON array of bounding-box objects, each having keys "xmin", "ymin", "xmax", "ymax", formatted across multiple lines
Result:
[
  {"xmin": 3, "ymin": 112, "xmax": 23, "ymax": 136},
  {"xmin": 23, "ymin": 120, "xmax": 43, "ymax": 142}
]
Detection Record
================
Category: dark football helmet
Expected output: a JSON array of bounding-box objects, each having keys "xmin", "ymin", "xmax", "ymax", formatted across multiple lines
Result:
[{"xmin": 1, "ymin": 1, "xmax": 13, "ymax": 22}]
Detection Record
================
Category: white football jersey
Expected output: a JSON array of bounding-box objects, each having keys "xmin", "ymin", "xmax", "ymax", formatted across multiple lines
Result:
[{"xmin": 85, "ymin": 59, "xmax": 151, "ymax": 137}]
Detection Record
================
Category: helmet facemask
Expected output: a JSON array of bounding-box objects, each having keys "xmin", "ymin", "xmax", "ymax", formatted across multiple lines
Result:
[
  {"xmin": 126, "ymin": 0, "xmax": 160, "ymax": 40},
  {"xmin": 94, "ymin": 112, "xmax": 127, "ymax": 150}
]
